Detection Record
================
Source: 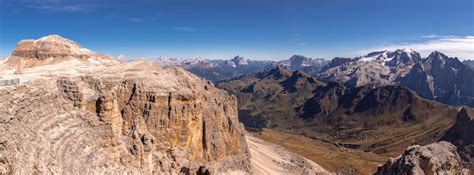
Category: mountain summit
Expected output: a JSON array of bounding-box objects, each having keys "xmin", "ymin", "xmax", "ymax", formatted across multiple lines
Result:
[
  {"xmin": 225, "ymin": 55, "xmax": 249, "ymax": 67},
  {"xmin": 4, "ymin": 34, "xmax": 115, "ymax": 69},
  {"xmin": 277, "ymin": 55, "xmax": 329, "ymax": 75}
]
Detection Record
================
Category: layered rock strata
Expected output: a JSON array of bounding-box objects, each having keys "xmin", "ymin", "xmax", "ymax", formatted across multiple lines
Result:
[{"xmin": 0, "ymin": 61, "xmax": 250, "ymax": 174}]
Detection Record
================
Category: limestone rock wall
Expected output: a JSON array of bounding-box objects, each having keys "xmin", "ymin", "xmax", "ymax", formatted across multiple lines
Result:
[{"xmin": 0, "ymin": 62, "xmax": 250, "ymax": 174}]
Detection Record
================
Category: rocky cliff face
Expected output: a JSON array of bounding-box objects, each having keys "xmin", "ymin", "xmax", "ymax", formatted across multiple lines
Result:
[
  {"xmin": 374, "ymin": 141, "xmax": 467, "ymax": 175},
  {"xmin": 398, "ymin": 51, "xmax": 474, "ymax": 107},
  {"xmin": 0, "ymin": 60, "xmax": 250, "ymax": 173},
  {"xmin": 4, "ymin": 34, "xmax": 116, "ymax": 69},
  {"xmin": 317, "ymin": 50, "xmax": 474, "ymax": 107},
  {"xmin": 441, "ymin": 107, "xmax": 474, "ymax": 170}
]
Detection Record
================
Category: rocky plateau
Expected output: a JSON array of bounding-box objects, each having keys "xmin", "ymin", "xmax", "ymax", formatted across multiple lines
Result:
[{"xmin": 0, "ymin": 35, "xmax": 330, "ymax": 175}]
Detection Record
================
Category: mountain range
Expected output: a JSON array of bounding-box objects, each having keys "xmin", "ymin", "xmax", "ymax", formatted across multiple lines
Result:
[
  {"xmin": 1, "ymin": 34, "xmax": 472, "ymax": 174},
  {"xmin": 218, "ymin": 65, "xmax": 473, "ymax": 173},
  {"xmin": 318, "ymin": 49, "xmax": 474, "ymax": 107},
  {"xmin": 156, "ymin": 49, "xmax": 474, "ymax": 107},
  {"xmin": 0, "ymin": 35, "xmax": 331, "ymax": 174},
  {"xmin": 155, "ymin": 54, "xmax": 330, "ymax": 82}
]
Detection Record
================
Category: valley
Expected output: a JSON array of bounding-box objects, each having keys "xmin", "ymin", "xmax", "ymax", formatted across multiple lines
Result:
[
  {"xmin": 2, "ymin": 0, "xmax": 473, "ymax": 174},
  {"xmin": 0, "ymin": 34, "xmax": 472, "ymax": 174}
]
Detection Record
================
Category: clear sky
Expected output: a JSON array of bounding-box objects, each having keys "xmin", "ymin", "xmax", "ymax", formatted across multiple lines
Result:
[{"xmin": 1, "ymin": 0, "xmax": 473, "ymax": 60}]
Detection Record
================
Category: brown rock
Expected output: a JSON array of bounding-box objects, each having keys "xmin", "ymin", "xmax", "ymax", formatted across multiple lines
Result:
[
  {"xmin": 0, "ymin": 60, "xmax": 250, "ymax": 174},
  {"xmin": 4, "ymin": 34, "xmax": 116, "ymax": 69},
  {"xmin": 374, "ymin": 141, "xmax": 467, "ymax": 175},
  {"xmin": 441, "ymin": 107, "xmax": 474, "ymax": 170}
]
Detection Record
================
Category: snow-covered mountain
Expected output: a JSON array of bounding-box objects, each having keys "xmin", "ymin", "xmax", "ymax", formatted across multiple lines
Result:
[
  {"xmin": 355, "ymin": 49, "xmax": 421, "ymax": 67},
  {"xmin": 398, "ymin": 51, "xmax": 474, "ymax": 106},
  {"xmin": 316, "ymin": 49, "xmax": 474, "ymax": 107},
  {"xmin": 318, "ymin": 49, "xmax": 422, "ymax": 87}
]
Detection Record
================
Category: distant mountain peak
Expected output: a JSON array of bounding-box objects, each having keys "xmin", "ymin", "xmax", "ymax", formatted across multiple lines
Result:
[
  {"xmin": 37, "ymin": 34, "xmax": 74, "ymax": 42},
  {"xmin": 277, "ymin": 55, "xmax": 329, "ymax": 75},
  {"xmin": 5, "ymin": 35, "xmax": 115, "ymax": 69},
  {"xmin": 423, "ymin": 51, "xmax": 463, "ymax": 67},
  {"xmin": 226, "ymin": 55, "xmax": 249, "ymax": 67},
  {"xmin": 394, "ymin": 48, "xmax": 415, "ymax": 53},
  {"xmin": 353, "ymin": 49, "xmax": 422, "ymax": 68},
  {"xmin": 427, "ymin": 51, "xmax": 450, "ymax": 60},
  {"xmin": 289, "ymin": 54, "xmax": 308, "ymax": 60}
]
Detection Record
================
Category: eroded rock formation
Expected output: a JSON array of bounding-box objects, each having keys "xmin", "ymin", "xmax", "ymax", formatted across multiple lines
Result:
[
  {"xmin": 3, "ymin": 34, "xmax": 116, "ymax": 69},
  {"xmin": 441, "ymin": 107, "xmax": 474, "ymax": 170},
  {"xmin": 374, "ymin": 141, "xmax": 467, "ymax": 175},
  {"xmin": 0, "ymin": 61, "xmax": 250, "ymax": 174}
]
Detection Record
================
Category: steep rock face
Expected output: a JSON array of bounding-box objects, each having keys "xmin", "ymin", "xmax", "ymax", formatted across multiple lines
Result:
[
  {"xmin": 317, "ymin": 50, "xmax": 474, "ymax": 107},
  {"xmin": 4, "ymin": 34, "xmax": 116, "ymax": 69},
  {"xmin": 322, "ymin": 57, "xmax": 352, "ymax": 70},
  {"xmin": 399, "ymin": 51, "xmax": 474, "ymax": 107},
  {"xmin": 441, "ymin": 107, "xmax": 474, "ymax": 170},
  {"xmin": 374, "ymin": 141, "xmax": 466, "ymax": 175},
  {"xmin": 0, "ymin": 61, "xmax": 250, "ymax": 174}
]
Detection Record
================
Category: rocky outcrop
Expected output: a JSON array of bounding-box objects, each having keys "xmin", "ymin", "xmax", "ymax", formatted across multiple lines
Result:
[
  {"xmin": 4, "ymin": 34, "xmax": 116, "ymax": 69},
  {"xmin": 0, "ymin": 60, "xmax": 251, "ymax": 174},
  {"xmin": 441, "ymin": 107, "xmax": 474, "ymax": 170},
  {"xmin": 2, "ymin": 35, "xmax": 339, "ymax": 174},
  {"xmin": 398, "ymin": 51, "xmax": 474, "ymax": 107},
  {"xmin": 374, "ymin": 141, "xmax": 467, "ymax": 175}
]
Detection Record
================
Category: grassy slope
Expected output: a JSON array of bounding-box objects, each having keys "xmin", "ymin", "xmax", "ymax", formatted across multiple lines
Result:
[{"xmin": 253, "ymin": 129, "xmax": 388, "ymax": 175}]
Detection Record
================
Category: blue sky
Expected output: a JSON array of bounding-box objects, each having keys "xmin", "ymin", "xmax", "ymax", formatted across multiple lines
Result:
[{"xmin": 1, "ymin": 0, "xmax": 473, "ymax": 60}]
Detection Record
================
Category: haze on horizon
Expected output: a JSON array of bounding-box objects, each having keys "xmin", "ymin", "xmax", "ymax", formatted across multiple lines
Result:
[{"xmin": 0, "ymin": 0, "xmax": 473, "ymax": 60}]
